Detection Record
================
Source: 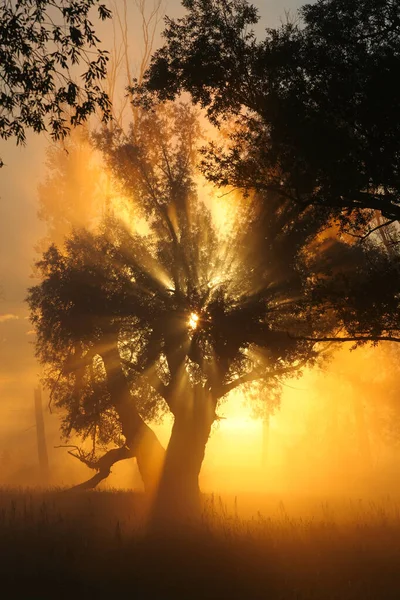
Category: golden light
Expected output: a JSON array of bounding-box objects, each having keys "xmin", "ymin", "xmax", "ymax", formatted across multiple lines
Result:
[{"xmin": 188, "ymin": 312, "xmax": 199, "ymax": 330}]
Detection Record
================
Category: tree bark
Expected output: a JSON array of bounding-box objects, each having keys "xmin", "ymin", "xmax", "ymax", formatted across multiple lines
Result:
[
  {"xmin": 151, "ymin": 387, "xmax": 215, "ymax": 525},
  {"xmin": 65, "ymin": 445, "xmax": 137, "ymax": 492},
  {"xmin": 101, "ymin": 346, "xmax": 165, "ymax": 494}
]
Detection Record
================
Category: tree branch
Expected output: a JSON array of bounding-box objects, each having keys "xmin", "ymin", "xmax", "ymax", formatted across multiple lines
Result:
[
  {"xmin": 291, "ymin": 335, "xmax": 400, "ymax": 343},
  {"xmin": 322, "ymin": 192, "xmax": 400, "ymax": 221},
  {"xmin": 216, "ymin": 361, "xmax": 308, "ymax": 399},
  {"xmin": 59, "ymin": 444, "xmax": 136, "ymax": 492},
  {"xmin": 346, "ymin": 219, "xmax": 397, "ymax": 241}
]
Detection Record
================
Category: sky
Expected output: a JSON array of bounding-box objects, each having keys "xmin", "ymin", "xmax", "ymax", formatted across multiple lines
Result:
[{"xmin": 3, "ymin": 0, "xmax": 371, "ymax": 492}]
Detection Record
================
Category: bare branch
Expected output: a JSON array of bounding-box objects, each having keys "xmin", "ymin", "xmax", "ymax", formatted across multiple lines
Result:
[
  {"xmin": 59, "ymin": 443, "xmax": 136, "ymax": 492},
  {"xmin": 216, "ymin": 360, "xmax": 308, "ymax": 399},
  {"xmin": 346, "ymin": 219, "xmax": 397, "ymax": 241}
]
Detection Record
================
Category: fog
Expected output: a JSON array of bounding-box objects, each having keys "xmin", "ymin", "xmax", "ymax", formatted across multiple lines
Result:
[
  {"xmin": 2, "ymin": 0, "xmax": 400, "ymax": 511},
  {"xmin": 2, "ymin": 334, "xmax": 400, "ymax": 508}
]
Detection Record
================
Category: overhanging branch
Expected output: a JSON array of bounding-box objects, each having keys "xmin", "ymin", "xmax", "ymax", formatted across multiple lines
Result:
[
  {"xmin": 346, "ymin": 219, "xmax": 397, "ymax": 241},
  {"xmin": 216, "ymin": 360, "xmax": 308, "ymax": 399},
  {"xmin": 321, "ymin": 192, "xmax": 400, "ymax": 222},
  {"xmin": 291, "ymin": 335, "xmax": 400, "ymax": 343}
]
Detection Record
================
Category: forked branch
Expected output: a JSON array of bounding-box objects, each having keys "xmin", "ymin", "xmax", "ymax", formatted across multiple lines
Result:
[{"xmin": 58, "ymin": 444, "xmax": 136, "ymax": 492}]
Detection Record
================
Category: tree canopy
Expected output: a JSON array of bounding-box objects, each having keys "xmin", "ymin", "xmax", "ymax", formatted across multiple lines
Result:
[
  {"xmin": 0, "ymin": 0, "xmax": 112, "ymax": 166},
  {"xmin": 24, "ymin": 0, "xmax": 400, "ymax": 518},
  {"xmin": 27, "ymin": 97, "xmax": 400, "ymax": 514},
  {"xmin": 139, "ymin": 0, "xmax": 400, "ymax": 229}
]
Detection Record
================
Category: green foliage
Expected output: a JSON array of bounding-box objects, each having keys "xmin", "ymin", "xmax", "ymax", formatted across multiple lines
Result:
[
  {"xmin": 140, "ymin": 0, "xmax": 400, "ymax": 225},
  {"xmin": 0, "ymin": 0, "xmax": 111, "ymax": 165}
]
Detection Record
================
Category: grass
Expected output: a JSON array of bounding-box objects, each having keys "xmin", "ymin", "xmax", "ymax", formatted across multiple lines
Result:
[{"xmin": 1, "ymin": 488, "xmax": 400, "ymax": 599}]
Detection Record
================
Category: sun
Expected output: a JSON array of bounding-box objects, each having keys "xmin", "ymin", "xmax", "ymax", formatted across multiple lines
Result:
[{"xmin": 188, "ymin": 312, "xmax": 199, "ymax": 330}]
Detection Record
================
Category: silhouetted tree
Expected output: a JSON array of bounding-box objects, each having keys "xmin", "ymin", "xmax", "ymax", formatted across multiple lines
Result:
[
  {"xmin": 28, "ymin": 97, "xmax": 394, "ymax": 519},
  {"xmin": 307, "ymin": 242, "xmax": 400, "ymax": 343},
  {"xmin": 0, "ymin": 0, "xmax": 111, "ymax": 166},
  {"xmin": 139, "ymin": 0, "xmax": 400, "ymax": 230}
]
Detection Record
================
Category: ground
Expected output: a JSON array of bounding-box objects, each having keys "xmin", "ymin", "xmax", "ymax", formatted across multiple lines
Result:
[{"xmin": 0, "ymin": 488, "xmax": 399, "ymax": 599}]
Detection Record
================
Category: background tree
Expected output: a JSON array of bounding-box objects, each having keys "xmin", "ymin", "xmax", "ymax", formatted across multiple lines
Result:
[
  {"xmin": 105, "ymin": 0, "xmax": 164, "ymax": 129},
  {"xmin": 0, "ymin": 0, "xmax": 112, "ymax": 166},
  {"xmin": 37, "ymin": 125, "xmax": 106, "ymax": 251},
  {"xmin": 139, "ymin": 0, "xmax": 400, "ymax": 232},
  {"xmin": 36, "ymin": 0, "xmax": 165, "ymax": 251},
  {"xmin": 302, "ymin": 344, "xmax": 400, "ymax": 483}
]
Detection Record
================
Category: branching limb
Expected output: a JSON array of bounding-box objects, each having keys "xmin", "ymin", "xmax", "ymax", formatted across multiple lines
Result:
[
  {"xmin": 291, "ymin": 335, "xmax": 400, "ymax": 343},
  {"xmin": 216, "ymin": 360, "xmax": 308, "ymax": 399},
  {"xmin": 346, "ymin": 219, "xmax": 397, "ymax": 241},
  {"xmin": 57, "ymin": 444, "xmax": 136, "ymax": 492}
]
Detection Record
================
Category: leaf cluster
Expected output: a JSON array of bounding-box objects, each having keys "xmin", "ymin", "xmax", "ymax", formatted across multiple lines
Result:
[
  {"xmin": 28, "ymin": 98, "xmax": 400, "ymax": 453},
  {"xmin": 140, "ymin": 0, "xmax": 400, "ymax": 225},
  {"xmin": 0, "ymin": 0, "xmax": 112, "ymax": 165}
]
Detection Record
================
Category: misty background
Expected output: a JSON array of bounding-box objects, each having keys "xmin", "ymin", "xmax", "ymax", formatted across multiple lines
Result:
[{"xmin": 2, "ymin": 0, "xmax": 400, "ymax": 502}]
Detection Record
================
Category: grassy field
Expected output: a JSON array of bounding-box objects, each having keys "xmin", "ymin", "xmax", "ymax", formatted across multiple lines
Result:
[{"xmin": 1, "ymin": 488, "xmax": 400, "ymax": 599}]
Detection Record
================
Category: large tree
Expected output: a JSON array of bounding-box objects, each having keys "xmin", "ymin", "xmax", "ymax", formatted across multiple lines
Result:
[
  {"xmin": 28, "ymin": 97, "xmax": 400, "ymax": 519},
  {"xmin": 0, "ymin": 0, "xmax": 112, "ymax": 166},
  {"xmin": 138, "ymin": 0, "xmax": 400, "ymax": 231}
]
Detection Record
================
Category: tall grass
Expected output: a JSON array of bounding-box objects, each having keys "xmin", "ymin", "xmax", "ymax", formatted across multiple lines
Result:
[{"xmin": 1, "ymin": 488, "xmax": 400, "ymax": 599}]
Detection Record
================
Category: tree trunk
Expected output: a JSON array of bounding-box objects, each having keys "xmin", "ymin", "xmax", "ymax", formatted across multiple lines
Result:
[
  {"xmin": 101, "ymin": 346, "xmax": 165, "ymax": 494},
  {"xmin": 352, "ymin": 394, "xmax": 373, "ymax": 472},
  {"xmin": 262, "ymin": 413, "xmax": 270, "ymax": 468},
  {"xmin": 34, "ymin": 386, "xmax": 49, "ymax": 484},
  {"xmin": 151, "ymin": 389, "xmax": 215, "ymax": 525}
]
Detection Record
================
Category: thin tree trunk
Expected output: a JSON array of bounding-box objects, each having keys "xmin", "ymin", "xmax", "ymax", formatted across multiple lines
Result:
[
  {"xmin": 353, "ymin": 394, "xmax": 373, "ymax": 472},
  {"xmin": 34, "ymin": 386, "xmax": 49, "ymax": 484},
  {"xmin": 262, "ymin": 413, "xmax": 270, "ymax": 468}
]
